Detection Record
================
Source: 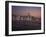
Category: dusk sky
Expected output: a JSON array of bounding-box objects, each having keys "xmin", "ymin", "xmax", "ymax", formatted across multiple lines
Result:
[{"xmin": 12, "ymin": 6, "xmax": 41, "ymax": 18}]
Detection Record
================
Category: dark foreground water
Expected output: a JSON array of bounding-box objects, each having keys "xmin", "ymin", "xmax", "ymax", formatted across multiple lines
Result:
[{"xmin": 12, "ymin": 20, "xmax": 41, "ymax": 31}]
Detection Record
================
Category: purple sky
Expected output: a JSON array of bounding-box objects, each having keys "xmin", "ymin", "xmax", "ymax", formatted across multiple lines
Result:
[{"xmin": 12, "ymin": 6, "xmax": 41, "ymax": 18}]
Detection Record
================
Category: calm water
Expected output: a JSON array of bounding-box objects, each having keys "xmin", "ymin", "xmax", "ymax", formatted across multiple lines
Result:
[{"xmin": 12, "ymin": 20, "xmax": 41, "ymax": 31}]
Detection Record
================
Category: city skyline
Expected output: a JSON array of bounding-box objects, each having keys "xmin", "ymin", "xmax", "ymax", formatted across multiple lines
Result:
[{"xmin": 12, "ymin": 6, "xmax": 41, "ymax": 31}]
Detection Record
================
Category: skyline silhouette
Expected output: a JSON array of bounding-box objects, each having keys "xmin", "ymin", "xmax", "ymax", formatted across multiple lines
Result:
[{"xmin": 12, "ymin": 6, "xmax": 41, "ymax": 31}]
